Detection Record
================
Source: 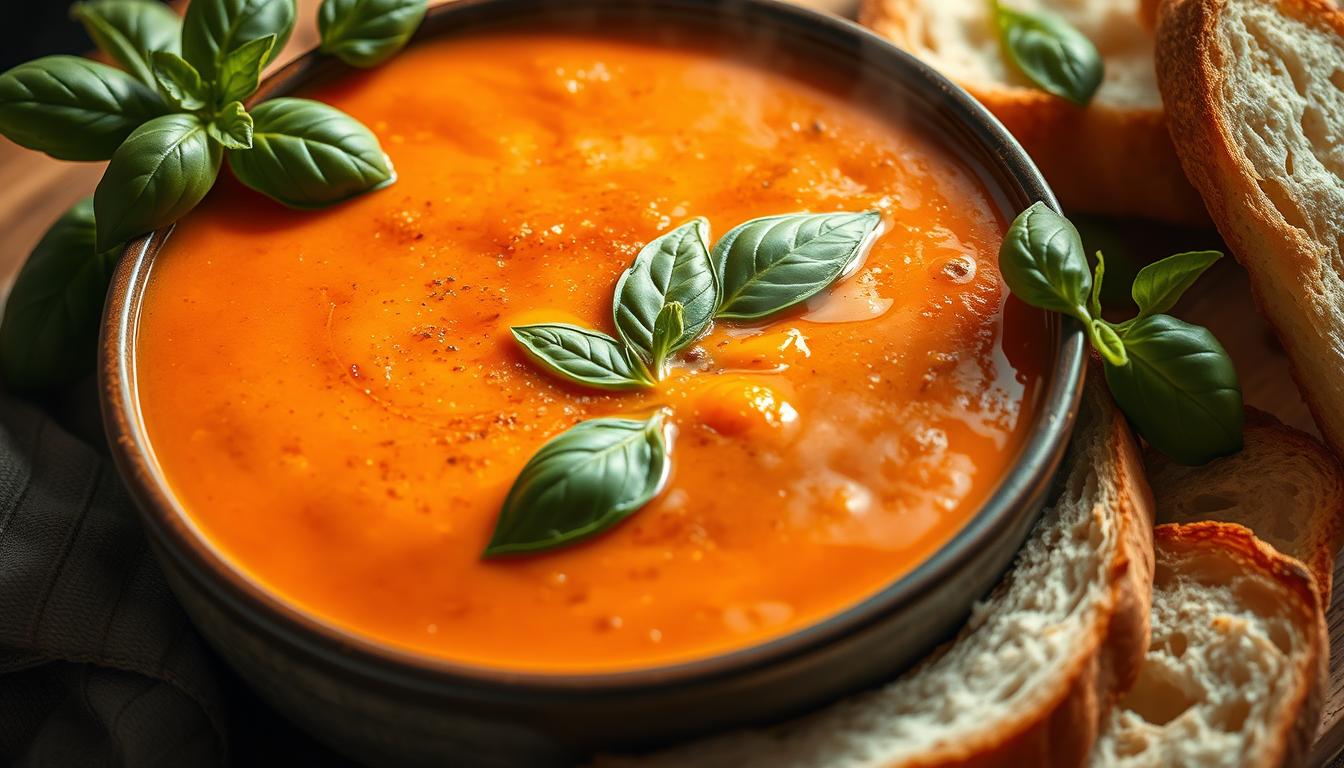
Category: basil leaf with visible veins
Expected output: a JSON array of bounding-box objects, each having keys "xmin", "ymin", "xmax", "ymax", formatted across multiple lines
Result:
[
  {"xmin": 511, "ymin": 323, "xmax": 653, "ymax": 390},
  {"xmin": 485, "ymin": 414, "xmax": 670, "ymax": 557},
  {"xmin": 713, "ymin": 210, "xmax": 881, "ymax": 321},
  {"xmin": 613, "ymin": 217, "xmax": 716, "ymax": 361}
]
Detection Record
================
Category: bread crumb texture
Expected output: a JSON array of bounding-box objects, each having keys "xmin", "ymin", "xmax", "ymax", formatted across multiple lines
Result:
[{"xmin": 1089, "ymin": 524, "xmax": 1324, "ymax": 768}]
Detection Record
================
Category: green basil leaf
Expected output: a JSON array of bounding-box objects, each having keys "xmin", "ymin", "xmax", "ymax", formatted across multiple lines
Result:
[
  {"xmin": 649, "ymin": 301, "xmax": 685, "ymax": 378},
  {"xmin": 150, "ymin": 51, "xmax": 208, "ymax": 111},
  {"xmin": 318, "ymin": 0, "xmax": 428, "ymax": 68},
  {"xmin": 1089, "ymin": 318, "xmax": 1127, "ymax": 367},
  {"xmin": 0, "ymin": 56, "xmax": 166, "ymax": 161},
  {"xmin": 994, "ymin": 2, "xmax": 1103, "ymax": 106},
  {"xmin": 485, "ymin": 414, "xmax": 670, "ymax": 557},
  {"xmin": 214, "ymin": 34, "xmax": 275, "ymax": 105},
  {"xmin": 207, "ymin": 101, "xmax": 252, "ymax": 149},
  {"xmin": 713, "ymin": 210, "xmax": 881, "ymax": 321},
  {"xmin": 71, "ymin": 0, "xmax": 182, "ymax": 87},
  {"xmin": 613, "ymin": 217, "xmax": 716, "ymax": 361},
  {"xmin": 1103, "ymin": 314, "xmax": 1243, "ymax": 465},
  {"xmin": 94, "ymin": 113, "xmax": 222, "ymax": 250},
  {"xmin": 182, "ymin": 0, "xmax": 295, "ymax": 80},
  {"xmin": 227, "ymin": 97, "xmax": 394, "ymax": 208},
  {"xmin": 999, "ymin": 201, "xmax": 1092, "ymax": 320},
  {"xmin": 1088, "ymin": 250, "xmax": 1105, "ymax": 319},
  {"xmin": 511, "ymin": 323, "xmax": 652, "ymax": 390},
  {"xmin": 0, "ymin": 198, "xmax": 119, "ymax": 391},
  {"xmin": 1132, "ymin": 250, "xmax": 1222, "ymax": 320}
]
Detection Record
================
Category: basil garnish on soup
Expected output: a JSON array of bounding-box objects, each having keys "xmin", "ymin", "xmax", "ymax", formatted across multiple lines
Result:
[{"xmin": 490, "ymin": 210, "xmax": 882, "ymax": 556}]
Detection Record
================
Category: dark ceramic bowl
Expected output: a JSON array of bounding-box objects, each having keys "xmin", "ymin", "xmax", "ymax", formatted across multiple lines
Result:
[{"xmin": 100, "ymin": 1, "xmax": 1086, "ymax": 765}]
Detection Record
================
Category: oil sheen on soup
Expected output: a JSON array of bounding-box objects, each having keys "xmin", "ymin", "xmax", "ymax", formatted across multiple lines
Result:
[{"xmin": 134, "ymin": 28, "xmax": 1048, "ymax": 672}]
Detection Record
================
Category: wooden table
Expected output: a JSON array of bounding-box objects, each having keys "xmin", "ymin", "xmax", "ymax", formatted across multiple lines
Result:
[{"xmin": 0, "ymin": 0, "xmax": 1336, "ymax": 763}]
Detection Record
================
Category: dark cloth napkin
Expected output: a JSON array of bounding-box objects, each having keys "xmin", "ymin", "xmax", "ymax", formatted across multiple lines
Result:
[{"xmin": 0, "ymin": 395, "xmax": 226, "ymax": 766}]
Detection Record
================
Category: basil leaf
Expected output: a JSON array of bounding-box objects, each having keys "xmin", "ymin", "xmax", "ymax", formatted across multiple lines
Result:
[
  {"xmin": 485, "ymin": 414, "xmax": 670, "ymax": 557},
  {"xmin": 94, "ymin": 113, "xmax": 222, "ymax": 250},
  {"xmin": 227, "ymin": 97, "xmax": 394, "ymax": 208},
  {"xmin": 0, "ymin": 56, "xmax": 166, "ymax": 161},
  {"xmin": 1089, "ymin": 318, "xmax": 1127, "ymax": 367},
  {"xmin": 214, "ymin": 34, "xmax": 275, "ymax": 105},
  {"xmin": 182, "ymin": 0, "xmax": 295, "ymax": 80},
  {"xmin": 0, "ymin": 198, "xmax": 119, "ymax": 391},
  {"xmin": 1087, "ymin": 250, "xmax": 1105, "ymax": 319},
  {"xmin": 511, "ymin": 323, "xmax": 652, "ymax": 390},
  {"xmin": 994, "ymin": 2, "xmax": 1103, "ymax": 106},
  {"xmin": 999, "ymin": 201, "xmax": 1092, "ymax": 320},
  {"xmin": 1104, "ymin": 314, "xmax": 1243, "ymax": 465},
  {"xmin": 71, "ymin": 0, "xmax": 182, "ymax": 87},
  {"xmin": 1132, "ymin": 250, "xmax": 1222, "ymax": 320},
  {"xmin": 613, "ymin": 217, "xmax": 716, "ymax": 361},
  {"xmin": 318, "ymin": 0, "xmax": 428, "ymax": 68},
  {"xmin": 713, "ymin": 210, "xmax": 881, "ymax": 321},
  {"xmin": 150, "ymin": 51, "xmax": 208, "ymax": 111},
  {"xmin": 207, "ymin": 101, "xmax": 252, "ymax": 149},
  {"xmin": 649, "ymin": 301, "xmax": 685, "ymax": 377}
]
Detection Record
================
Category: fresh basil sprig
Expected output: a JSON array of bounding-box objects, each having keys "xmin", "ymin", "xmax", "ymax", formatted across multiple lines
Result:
[
  {"xmin": 485, "ymin": 413, "xmax": 671, "ymax": 557},
  {"xmin": 1000, "ymin": 202, "xmax": 1243, "ymax": 465},
  {"xmin": 993, "ymin": 1, "xmax": 1103, "ymax": 106},
  {"xmin": 319, "ymin": 0, "xmax": 428, "ymax": 68},
  {"xmin": 494, "ymin": 210, "xmax": 882, "ymax": 556},
  {"xmin": 0, "ymin": 0, "xmax": 428, "ymax": 392},
  {"xmin": 0, "ymin": 199, "xmax": 119, "ymax": 391}
]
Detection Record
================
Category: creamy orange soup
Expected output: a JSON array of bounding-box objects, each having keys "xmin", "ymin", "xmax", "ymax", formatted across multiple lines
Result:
[{"xmin": 134, "ymin": 27, "xmax": 1048, "ymax": 671}]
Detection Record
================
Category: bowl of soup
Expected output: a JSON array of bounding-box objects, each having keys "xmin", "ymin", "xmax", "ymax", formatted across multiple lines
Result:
[{"xmin": 100, "ymin": 0, "xmax": 1085, "ymax": 764}]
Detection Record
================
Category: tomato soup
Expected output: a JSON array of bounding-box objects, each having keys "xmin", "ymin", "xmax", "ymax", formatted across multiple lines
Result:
[{"xmin": 133, "ymin": 27, "xmax": 1047, "ymax": 672}]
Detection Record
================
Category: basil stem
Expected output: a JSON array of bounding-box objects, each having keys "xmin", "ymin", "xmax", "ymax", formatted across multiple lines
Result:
[
  {"xmin": 485, "ymin": 413, "xmax": 671, "ymax": 557},
  {"xmin": 227, "ymin": 97, "xmax": 395, "ymax": 208},
  {"xmin": 94, "ymin": 113, "xmax": 222, "ymax": 250},
  {"xmin": 71, "ymin": 0, "xmax": 182, "ymax": 88},
  {"xmin": 993, "ymin": 0, "xmax": 1103, "ymax": 106},
  {"xmin": 319, "ymin": 0, "xmax": 428, "ymax": 69},
  {"xmin": 713, "ymin": 210, "xmax": 881, "ymax": 321},
  {"xmin": 0, "ymin": 56, "xmax": 166, "ymax": 161},
  {"xmin": 0, "ymin": 198, "xmax": 119, "ymax": 391}
]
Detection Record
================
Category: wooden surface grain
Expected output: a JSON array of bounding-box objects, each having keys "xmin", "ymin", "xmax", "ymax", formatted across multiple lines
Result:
[{"xmin": 0, "ymin": 0, "xmax": 1336, "ymax": 763}]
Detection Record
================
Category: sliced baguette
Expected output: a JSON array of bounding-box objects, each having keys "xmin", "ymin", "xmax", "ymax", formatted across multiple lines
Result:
[
  {"xmin": 861, "ymin": 0, "xmax": 1208, "ymax": 225},
  {"xmin": 1144, "ymin": 408, "xmax": 1344, "ymax": 605},
  {"xmin": 602, "ymin": 371, "xmax": 1155, "ymax": 767},
  {"xmin": 1155, "ymin": 0, "xmax": 1344, "ymax": 459},
  {"xmin": 1088, "ymin": 522, "xmax": 1328, "ymax": 768}
]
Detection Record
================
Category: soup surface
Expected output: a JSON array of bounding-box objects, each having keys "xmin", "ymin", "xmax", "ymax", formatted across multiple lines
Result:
[{"xmin": 135, "ymin": 26, "xmax": 1047, "ymax": 671}]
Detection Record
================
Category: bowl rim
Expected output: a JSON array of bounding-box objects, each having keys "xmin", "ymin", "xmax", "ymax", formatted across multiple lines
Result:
[{"xmin": 99, "ymin": 0, "xmax": 1087, "ymax": 697}]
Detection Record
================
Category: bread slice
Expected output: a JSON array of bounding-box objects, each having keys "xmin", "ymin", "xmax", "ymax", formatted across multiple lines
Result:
[
  {"xmin": 1144, "ymin": 408, "xmax": 1344, "ymax": 605},
  {"xmin": 1155, "ymin": 0, "xmax": 1344, "ymax": 459},
  {"xmin": 601, "ymin": 372, "xmax": 1155, "ymax": 767},
  {"xmin": 1088, "ymin": 522, "xmax": 1328, "ymax": 768},
  {"xmin": 861, "ymin": 0, "xmax": 1208, "ymax": 225}
]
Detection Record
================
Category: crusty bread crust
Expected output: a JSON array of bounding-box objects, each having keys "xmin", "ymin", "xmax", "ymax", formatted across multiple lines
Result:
[
  {"xmin": 1155, "ymin": 0, "xmax": 1344, "ymax": 459},
  {"xmin": 861, "ymin": 0, "xmax": 1209, "ymax": 225},
  {"xmin": 1150, "ymin": 522, "xmax": 1328, "ymax": 768}
]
